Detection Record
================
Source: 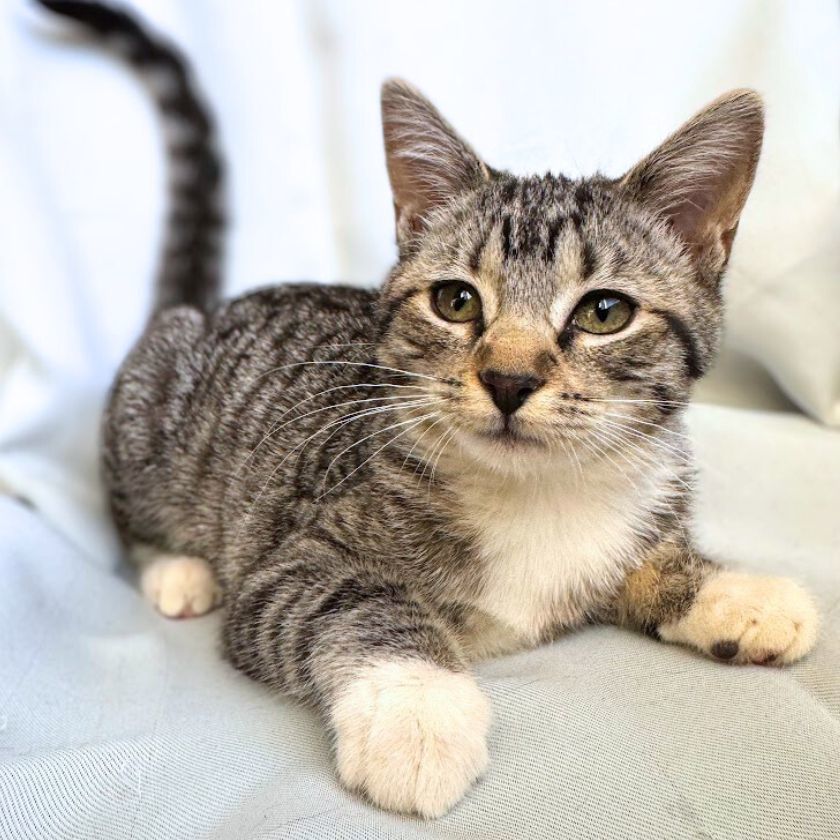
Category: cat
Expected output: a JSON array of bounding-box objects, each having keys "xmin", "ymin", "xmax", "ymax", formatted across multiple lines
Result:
[{"xmin": 38, "ymin": 0, "xmax": 819, "ymax": 819}]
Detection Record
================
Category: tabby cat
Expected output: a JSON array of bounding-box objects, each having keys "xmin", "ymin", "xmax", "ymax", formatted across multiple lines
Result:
[{"xmin": 39, "ymin": 0, "xmax": 818, "ymax": 818}]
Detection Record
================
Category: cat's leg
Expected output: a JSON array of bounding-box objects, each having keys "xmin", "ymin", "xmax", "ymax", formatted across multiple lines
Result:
[
  {"xmin": 223, "ymin": 538, "xmax": 490, "ymax": 818},
  {"xmin": 133, "ymin": 545, "xmax": 222, "ymax": 619},
  {"xmin": 609, "ymin": 540, "xmax": 819, "ymax": 665}
]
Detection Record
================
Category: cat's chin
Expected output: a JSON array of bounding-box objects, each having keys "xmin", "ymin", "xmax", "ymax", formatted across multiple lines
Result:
[
  {"xmin": 453, "ymin": 425, "xmax": 563, "ymax": 474},
  {"xmin": 460, "ymin": 420, "xmax": 547, "ymax": 452},
  {"xmin": 446, "ymin": 421, "xmax": 599, "ymax": 479}
]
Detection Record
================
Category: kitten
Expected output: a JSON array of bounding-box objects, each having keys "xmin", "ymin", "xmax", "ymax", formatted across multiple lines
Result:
[{"xmin": 39, "ymin": 0, "xmax": 819, "ymax": 819}]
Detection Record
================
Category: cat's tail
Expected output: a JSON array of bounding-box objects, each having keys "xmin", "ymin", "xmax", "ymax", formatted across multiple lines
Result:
[{"xmin": 35, "ymin": 0, "xmax": 225, "ymax": 314}]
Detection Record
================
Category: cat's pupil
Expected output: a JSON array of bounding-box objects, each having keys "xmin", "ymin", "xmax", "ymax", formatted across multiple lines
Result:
[
  {"xmin": 596, "ymin": 298, "xmax": 617, "ymax": 322},
  {"xmin": 453, "ymin": 290, "xmax": 471, "ymax": 310}
]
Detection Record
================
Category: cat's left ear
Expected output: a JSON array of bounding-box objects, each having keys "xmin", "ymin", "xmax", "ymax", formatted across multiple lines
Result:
[
  {"xmin": 620, "ymin": 90, "xmax": 764, "ymax": 273},
  {"xmin": 381, "ymin": 79, "xmax": 490, "ymax": 246}
]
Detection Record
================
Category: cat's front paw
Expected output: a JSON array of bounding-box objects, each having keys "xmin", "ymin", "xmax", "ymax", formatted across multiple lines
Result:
[
  {"xmin": 659, "ymin": 571, "xmax": 818, "ymax": 665},
  {"xmin": 331, "ymin": 659, "xmax": 490, "ymax": 818}
]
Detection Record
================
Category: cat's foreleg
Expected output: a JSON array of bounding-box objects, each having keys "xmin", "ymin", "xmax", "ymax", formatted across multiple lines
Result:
[
  {"xmin": 222, "ymin": 538, "xmax": 490, "ymax": 818},
  {"xmin": 609, "ymin": 540, "xmax": 819, "ymax": 665}
]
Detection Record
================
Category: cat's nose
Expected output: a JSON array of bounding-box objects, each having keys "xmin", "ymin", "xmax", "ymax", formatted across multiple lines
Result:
[{"xmin": 479, "ymin": 370, "xmax": 545, "ymax": 416}]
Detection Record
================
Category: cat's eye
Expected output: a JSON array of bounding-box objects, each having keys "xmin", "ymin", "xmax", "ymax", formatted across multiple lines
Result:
[
  {"xmin": 432, "ymin": 281, "xmax": 482, "ymax": 323},
  {"xmin": 571, "ymin": 292, "xmax": 635, "ymax": 335}
]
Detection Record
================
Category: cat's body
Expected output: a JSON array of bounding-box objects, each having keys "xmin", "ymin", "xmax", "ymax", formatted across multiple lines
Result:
[
  {"xmin": 40, "ymin": 0, "xmax": 819, "ymax": 819},
  {"xmin": 105, "ymin": 283, "xmax": 683, "ymax": 660}
]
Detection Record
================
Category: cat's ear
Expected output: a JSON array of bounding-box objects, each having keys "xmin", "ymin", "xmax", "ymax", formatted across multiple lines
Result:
[
  {"xmin": 381, "ymin": 79, "xmax": 489, "ymax": 245},
  {"xmin": 620, "ymin": 90, "xmax": 764, "ymax": 268}
]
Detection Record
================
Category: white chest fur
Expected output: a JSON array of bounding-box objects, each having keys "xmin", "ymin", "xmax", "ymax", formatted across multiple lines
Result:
[{"xmin": 453, "ymin": 455, "xmax": 675, "ymax": 644}]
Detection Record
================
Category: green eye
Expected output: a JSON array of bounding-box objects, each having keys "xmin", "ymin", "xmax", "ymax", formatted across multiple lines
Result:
[
  {"xmin": 432, "ymin": 281, "xmax": 482, "ymax": 323},
  {"xmin": 572, "ymin": 292, "xmax": 635, "ymax": 335}
]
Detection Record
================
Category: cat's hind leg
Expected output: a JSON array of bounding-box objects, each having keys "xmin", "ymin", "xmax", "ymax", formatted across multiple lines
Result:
[{"xmin": 132, "ymin": 546, "xmax": 222, "ymax": 619}]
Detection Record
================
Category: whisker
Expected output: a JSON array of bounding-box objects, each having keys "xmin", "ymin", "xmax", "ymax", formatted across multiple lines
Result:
[
  {"xmin": 581, "ymin": 429, "xmax": 694, "ymax": 548},
  {"xmin": 252, "ymin": 360, "xmax": 445, "ymax": 385},
  {"xmin": 401, "ymin": 415, "xmax": 447, "ymax": 472},
  {"xmin": 562, "ymin": 436, "xmax": 584, "ymax": 487},
  {"xmin": 318, "ymin": 411, "xmax": 438, "ymax": 498},
  {"xmin": 417, "ymin": 423, "xmax": 449, "ymax": 484},
  {"xmin": 576, "ymin": 396, "xmax": 691, "ymax": 408},
  {"xmin": 597, "ymin": 411, "xmax": 692, "ymax": 442},
  {"xmin": 280, "ymin": 398, "xmax": 444, "ymax": 466},
  {"xmin": 426, "ymin": 425, "xmax": 458, "ymax": 492},
  {"xmin": 233, "ymin": 398, "xmax": 443, "ymax": 545},
  {"xmin": 270, "ymin": 393, "xmax": 437, "ymax": 437},
  {"xmin": 595, "ymin": 416, "xmax": 690, "ymax": 461},
  {"xmin": 237, "ymin": 387, "xmax": 434, "ymax": 477},
  {"xmin": 269, "ymin": 381, "xmax": 431, "ymax": 432},
  {"xmin": 592, "ymin": 425, "xmax": 694, "ymax": 494},
  {"xmin": 581, "ymin": 429, "xmax": 638, "ymax": 491}
]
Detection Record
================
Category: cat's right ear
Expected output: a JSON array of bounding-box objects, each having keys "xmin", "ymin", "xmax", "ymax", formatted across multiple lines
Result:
[{"xmin": 381, "ymin": 79, "xmax": 489, "ymax": 247}]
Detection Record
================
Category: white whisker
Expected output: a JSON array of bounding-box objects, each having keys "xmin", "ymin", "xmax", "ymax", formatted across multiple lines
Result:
[
  {"xmin": 401, "ymin": 415, "xmax": 447, "ymax": 472},
  {"xmin": 595, "ymin": 416, "xmax": 690, "ymax": 461},
  {"xmin": 252, "ymin": 359, "xmax": 444, "ymax": 385},
  {"xmin": 237, "ymin": 388, "xmax": 434, "ymax": 478},
  {"xmin": 426, "ymin": 425, "xmax": 458, "ymax": 492},
  {"xmin": 232, "ymin": 399, "xmax": 443, "ymax": 546},
  {"xmin": 318, "ymin": 411, "xmax": 438, "ymax": 498},
  {"xmin": 598, "ymin": 411, "xmax": 692, "ymax": 442},
  {"xmin": 578, "ymin": 396, "xmax": 691, "ymax": 408}
]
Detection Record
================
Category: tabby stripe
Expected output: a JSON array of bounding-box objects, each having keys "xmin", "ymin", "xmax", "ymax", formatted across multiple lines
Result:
[
  {"xmin": 544, "ymin": 215, "xmax": 566, "ymax": 264},
  {"xmin": 652, "ymin": 309, "xmax": 703, "ymax": 379},
  {"xmin": 292, "ymin": 576, "xmax": 415, "ymax": 689},
  {"xmin": 581, "ymin": 241, "xmax": 597, "ymax": 279},
  {"xmin": 500, "ymin": 215, "xmax": 513, "ymax": 260},
  {"xmin": 381, "ymin": 288, "xmax": 419, "ymax": 327},
  {"xmin": 468, "ymin": 232, "xmax": 487, "ymax": 273},
  {"xmin": 652, "ymin": 384, "xmax": 679, "ymax": 416}
]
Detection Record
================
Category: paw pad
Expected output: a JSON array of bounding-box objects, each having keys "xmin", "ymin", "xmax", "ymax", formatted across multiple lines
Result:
[{"xmin": 711, "ymin": 640, "xmax": 739, "ymax": 660}]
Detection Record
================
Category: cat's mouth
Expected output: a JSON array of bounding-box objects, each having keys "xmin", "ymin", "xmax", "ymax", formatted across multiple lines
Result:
[{"xmin": 476, "ymin": 420, "xmax": 544, "ymax": 449}]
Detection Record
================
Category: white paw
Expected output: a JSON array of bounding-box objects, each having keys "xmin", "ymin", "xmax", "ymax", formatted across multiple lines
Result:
[
  {"xmin": 138, "ymin": 553, "xmax": 221, "ymax": 619},
  {"xmin": 331, "ymin": 659, "xmax": 490, "ymax": 818},
  {"xmin": 659, "ymin": 571, "xmax": 819, "ymax": 665}
]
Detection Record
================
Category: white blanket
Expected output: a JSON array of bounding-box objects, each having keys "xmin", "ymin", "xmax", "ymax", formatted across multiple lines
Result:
[{"xmin": 1, "ymin": 404, "xmax": 839, "ymax": 838}]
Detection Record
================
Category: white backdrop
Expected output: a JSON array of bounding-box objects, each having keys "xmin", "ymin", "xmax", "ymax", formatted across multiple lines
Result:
[{"xmin": 1, "ymin": 0, "xmax": 839, "ymax": 550}]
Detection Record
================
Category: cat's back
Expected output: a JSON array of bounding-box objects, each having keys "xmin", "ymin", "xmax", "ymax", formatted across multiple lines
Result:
[{"xmin": 104, "ymin": 282, "xmax": 382, "ymax": 552}]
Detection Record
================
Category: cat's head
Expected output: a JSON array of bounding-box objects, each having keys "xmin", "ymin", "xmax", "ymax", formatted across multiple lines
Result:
[{"xmin": 375, "ymin": 80, "xmax": 763, "ymax": 473}]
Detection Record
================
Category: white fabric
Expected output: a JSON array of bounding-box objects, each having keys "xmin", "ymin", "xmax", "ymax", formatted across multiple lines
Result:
[
  {"xmin": 2, "ymin": 1, "xmax": 840, "ymax": 836},
  {"xmin": 1, "ymin": 404, "xmax": 839, "ymax": 839}
]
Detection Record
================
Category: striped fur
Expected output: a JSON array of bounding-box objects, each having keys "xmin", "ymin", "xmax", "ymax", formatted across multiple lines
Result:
[
  {"xmin": 37, "ymin": 0, "xmax": 224, "ymax": 312},
  {"xmin": 37, "ymin": 4, "xmax": 819, "ymax": 818}
]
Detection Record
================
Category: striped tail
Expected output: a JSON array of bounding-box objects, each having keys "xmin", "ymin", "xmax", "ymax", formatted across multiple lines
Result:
[{"xmin": 36, "ymin": 0, "xmax": 225, "ymax": 314}]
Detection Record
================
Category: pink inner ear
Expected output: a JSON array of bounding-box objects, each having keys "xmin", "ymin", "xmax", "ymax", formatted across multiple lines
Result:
[
  {"xmin": 620, "ymin": 90, "xmax": 763, "ymax": 265},
  {"xmin": 665, "ymin": 169, "xmax": 748, "ymax": 260},
  {"xmin": 381, "ymin": 80, "xmax": 488, "ymax": 243},
  {"xmin": 668, "ymin": 192, "xmax": 717, "ymax": 251}
]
